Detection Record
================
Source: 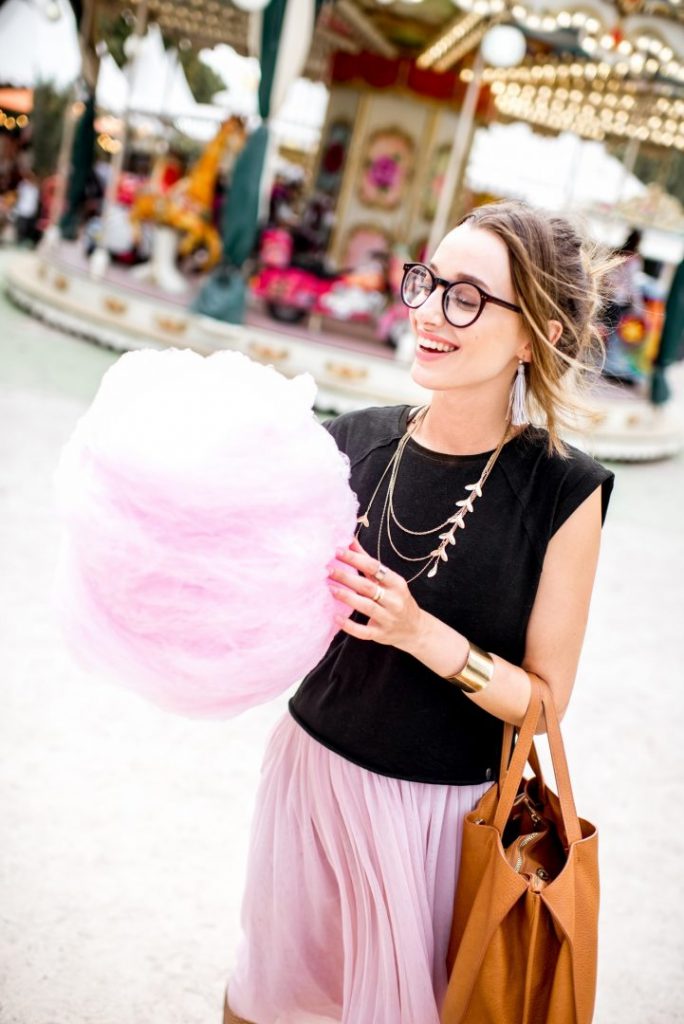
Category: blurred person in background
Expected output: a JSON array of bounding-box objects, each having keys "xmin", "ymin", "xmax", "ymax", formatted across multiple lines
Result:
[
  {"xmin": 602, "ymin": 229, "xmax": 644, "ymax": 385},
  {"xmin": 13, "ymin": 169, "xmax": 41, "ymax": 246}
]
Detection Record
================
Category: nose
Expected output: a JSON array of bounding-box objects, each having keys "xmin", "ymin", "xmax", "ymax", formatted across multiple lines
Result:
[{"xmin": 415, "ymin": 285, "xmax": 446, "ymax": 329}]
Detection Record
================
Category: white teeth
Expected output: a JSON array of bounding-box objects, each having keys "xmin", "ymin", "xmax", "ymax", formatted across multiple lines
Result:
[{"xmin": 420, "ymin": 339, "xmax": 457, "ymax": 353}]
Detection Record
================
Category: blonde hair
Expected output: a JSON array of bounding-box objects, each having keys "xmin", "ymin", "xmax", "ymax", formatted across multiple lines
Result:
[{"xmin": 458, "ymin": 200, "xmax": 616, "ymax": 455}]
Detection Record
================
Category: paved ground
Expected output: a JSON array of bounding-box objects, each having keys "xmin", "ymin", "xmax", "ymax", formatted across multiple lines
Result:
[{"xmin": 1, "ymin": 247, "xmax": 683, "ymax": 1024}]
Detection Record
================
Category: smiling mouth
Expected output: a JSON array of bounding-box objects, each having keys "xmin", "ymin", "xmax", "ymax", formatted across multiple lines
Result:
[{"xmin": 418, "ymin": 336, "xmax": 460, "ymax": 354}]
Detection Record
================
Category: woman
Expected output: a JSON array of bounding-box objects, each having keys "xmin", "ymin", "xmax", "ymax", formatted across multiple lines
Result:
[{"xmin": 225, "ymin": 201, "xmax": 614, "ymax": 1024}]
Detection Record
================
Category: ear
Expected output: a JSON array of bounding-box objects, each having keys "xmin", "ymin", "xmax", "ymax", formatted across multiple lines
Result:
[
  {"xmin": 547, "ymin": 319, "xmax": 563, "ymax": 346},
  {"xmin": 516, "ymin": 335, "xmax": 533, "ymax": 364}
]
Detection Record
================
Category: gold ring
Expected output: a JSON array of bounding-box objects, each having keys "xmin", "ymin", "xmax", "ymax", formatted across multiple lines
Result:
[
  {"xmin": 374, "ymin": 564, "xmax": 388, "ymax": 582},
  {"xmin": 372, "ymin": 585, "xmax": 384, "ymax": 604}
]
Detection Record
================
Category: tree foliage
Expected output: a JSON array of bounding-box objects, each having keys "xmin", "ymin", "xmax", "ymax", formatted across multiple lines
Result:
[
  {"xmin": 31, "ymin": 82, "xmax": 69, "ymax": 179},
  {"xmin": 178, "ymin": 48, "xmax": 226, "ymax": 104}
]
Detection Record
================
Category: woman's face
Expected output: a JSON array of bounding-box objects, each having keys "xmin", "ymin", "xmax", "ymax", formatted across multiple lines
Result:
[{"xmin": 409, "ymin": 224, "xmax": 531, "ymax": 394}]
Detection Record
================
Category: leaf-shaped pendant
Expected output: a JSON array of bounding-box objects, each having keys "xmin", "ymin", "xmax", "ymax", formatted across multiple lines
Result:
[
  {"xmin": 439, "ymin": 547, "xmax": 449, "ymax": 562},
  {"xmin": 427, "ymin": 563, "xmax": 439, "ymax": 578},
  {"xmin": 457, "ymin": 498, "xmax": 474, "ymax": 513},
  {"xmin": 465, "ymin": 482, "xmax": 483, "ymax": 497},
  {"xmin": 357, "ymin": 513, "xmax": 370, "ymax": 528},
  {"xmin": 439, "ymin": 532, "xmax": 456, "ymax": 545}
]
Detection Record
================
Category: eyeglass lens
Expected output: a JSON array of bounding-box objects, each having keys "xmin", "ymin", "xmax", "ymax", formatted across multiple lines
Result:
[{"xmin": 401, "ymin": 265, "xmax": 483, "ymax": 327}]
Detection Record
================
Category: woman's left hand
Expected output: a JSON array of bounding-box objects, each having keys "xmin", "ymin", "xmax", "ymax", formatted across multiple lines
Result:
[{"xmin": 329, "ymin": 538, "xmax": 425, "ymax": 653}]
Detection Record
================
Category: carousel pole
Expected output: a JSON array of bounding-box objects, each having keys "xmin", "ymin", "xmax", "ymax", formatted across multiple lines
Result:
[
  {"xmin": 426, "ymin": 48, "xmax": 484, "ymax": 257},
  {"xmin": 89, "ymin": 0, "xmax": 150, "ymax": 278}
]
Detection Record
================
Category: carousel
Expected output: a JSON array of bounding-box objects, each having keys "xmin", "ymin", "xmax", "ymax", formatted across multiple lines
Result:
[{"xmin": 3, "ymin": 0, "xmax": 684, "ymax": 457}]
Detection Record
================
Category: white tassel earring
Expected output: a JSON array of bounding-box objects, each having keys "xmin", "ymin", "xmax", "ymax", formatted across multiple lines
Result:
[{"xmin": 510, "ymin": 360, "xmax": 528, "ymax": 427}]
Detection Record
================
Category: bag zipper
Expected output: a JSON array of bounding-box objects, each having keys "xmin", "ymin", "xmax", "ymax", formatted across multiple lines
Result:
[{"xmin": 514, "ymin": 831, "xmax": 541, "ymax": 873}]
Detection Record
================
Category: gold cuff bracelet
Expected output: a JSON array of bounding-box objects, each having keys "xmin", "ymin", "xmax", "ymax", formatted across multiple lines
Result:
[{"xmin": 445, "ymin": 642, "xmax": 495, "ymax": 693}]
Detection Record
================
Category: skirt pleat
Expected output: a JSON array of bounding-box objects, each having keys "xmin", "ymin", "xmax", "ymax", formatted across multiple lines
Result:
[{"xmin": 228, "ymin": 713, "xmax": 489, "ymax": 1024}]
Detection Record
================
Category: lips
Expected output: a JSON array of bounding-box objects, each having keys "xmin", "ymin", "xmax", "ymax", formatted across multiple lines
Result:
[{"xmin": 417, "ymin": 334, "xmax": 460, "ymax": 355}]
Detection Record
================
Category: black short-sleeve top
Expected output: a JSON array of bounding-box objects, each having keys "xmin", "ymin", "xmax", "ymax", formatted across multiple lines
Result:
[{"xmin": 289, "ymin": 404, "xmax": 614, "ymax": 785}]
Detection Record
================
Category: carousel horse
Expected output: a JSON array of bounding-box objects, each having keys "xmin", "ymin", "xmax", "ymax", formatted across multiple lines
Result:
[{"xmin": 130, "ymin": 116, "xmax": 246, "ymax": 287}]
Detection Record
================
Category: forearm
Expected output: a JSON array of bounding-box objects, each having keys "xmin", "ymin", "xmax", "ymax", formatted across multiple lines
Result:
[{"xmin": 407, "ymin": 610, "xmax": 532, "ymax": 727}]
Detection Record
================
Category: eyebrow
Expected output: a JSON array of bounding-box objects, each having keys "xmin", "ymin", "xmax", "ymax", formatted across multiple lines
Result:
[{"xmin": 428, "ymin": 261, "xmax": 491, "ymax": 293}]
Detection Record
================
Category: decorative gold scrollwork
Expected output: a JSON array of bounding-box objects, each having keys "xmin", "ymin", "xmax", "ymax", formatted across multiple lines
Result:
[
  {"xmin": 155, "ymin": 315, "xmax": 188, "ymax": 335},
  {"xmin": 248, "ymin": 341, "xmax": 290, "ymax": 363},
  {"xmin": 324, "ymin": 361, "xmax": 369, "ymax": 382},
  {"xmin": 104, "ymin": 296, "xmax": 127, "ymax": 315}
]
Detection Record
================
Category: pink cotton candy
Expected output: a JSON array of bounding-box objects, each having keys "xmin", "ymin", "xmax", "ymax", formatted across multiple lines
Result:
[{"xmin": 54, "ymin": 348, "xmax": 358, "ymax": 717}]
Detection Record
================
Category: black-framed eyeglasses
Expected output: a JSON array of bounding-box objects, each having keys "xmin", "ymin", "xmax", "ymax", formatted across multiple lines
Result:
[{"xmin": 401, "ymin": 262, "xmax": 522, "ymax": 329}]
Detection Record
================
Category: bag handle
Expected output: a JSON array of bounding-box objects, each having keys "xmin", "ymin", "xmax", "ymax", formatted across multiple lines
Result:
[
  {"xmin": 499, "ymin": 725, "xmax": 544, "ymax": 782},
  {"xmin": 493, "ymin": 678, "xmax": 582, "ymax": 847},
  {"xmin": 499, "ymin": 724, "xmax": 546, "ymax": 805}
]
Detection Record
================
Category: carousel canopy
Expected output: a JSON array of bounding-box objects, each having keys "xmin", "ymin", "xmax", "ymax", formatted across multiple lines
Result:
[
  {"xmin": 0, "ymin": 0, "xmax": 81, "ymax": 89},
  {"xmin": 2, "ymin": 0, "xmax": 684, "ymax": 150}
]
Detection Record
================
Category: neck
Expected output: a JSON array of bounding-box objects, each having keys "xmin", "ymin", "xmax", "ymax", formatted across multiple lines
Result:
[{"xmin": 414, "ymin": 385, "xmax": 514, "ymax": 455}]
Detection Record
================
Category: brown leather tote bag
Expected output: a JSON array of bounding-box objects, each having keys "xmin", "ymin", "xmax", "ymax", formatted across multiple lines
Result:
[{"xmin": 441, "ymin": 680, "xmax": 599, "ymax": 1024}]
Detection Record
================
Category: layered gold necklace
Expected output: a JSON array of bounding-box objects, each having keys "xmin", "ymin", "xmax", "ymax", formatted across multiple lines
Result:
[{"xmin": 355, "ymin": 406, "xmax": 512, "ymax": 584}]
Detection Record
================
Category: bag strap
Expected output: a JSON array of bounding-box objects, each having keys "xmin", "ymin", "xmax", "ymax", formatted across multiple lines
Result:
[
  {"xmin": 500, "ymin": 724, "xmax": 547, "ymax": 804},
  {"xmin": 493, "ymin": 679, "xmax": 582, "ymax": 846},
  {"xmin": 493, "ymin": 682, "xmax": 541, "ymax": 833},
  {"xmin": 539, "ymin": 683, "xmax": 582, "ymax": 846}
]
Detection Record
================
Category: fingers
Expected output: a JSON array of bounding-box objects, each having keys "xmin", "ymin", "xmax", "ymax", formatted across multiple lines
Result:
[
  {"xmin": 330, "ymin": 580, "xmax": 386, "ymax": 620},
  {"xmin": 335, "ymin": 614, "xmax": 375, "ymax": 641},
  {"xmin": 337, "ymin": 542, "xmax": 401, "ymax": 588},
  {"xmin": 329, "ymin": 565, "xmax": 384, "ymax": 601}
]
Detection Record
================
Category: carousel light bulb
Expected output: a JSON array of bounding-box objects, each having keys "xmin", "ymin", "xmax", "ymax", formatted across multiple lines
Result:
[
  {"xmin": 557, "ymin": 10, "xmax": 572, "ymax": 27},
  {"xmin": 617, "ymin": 40, "xmax": 632, "ymax": 54},
  {"xmin": 527, "ymin": 13, "xmax": 541, "ymax": 28},
  {"xmin": 583, "ymin": 37, "xmax": 598, "ymax": 53},
  {"xmin": 542, "ymin": 16, "xmax": 556, "ymax": 32},
  {"xmin": 585, "ymin": 18, "xmax": 600, "ymax": 33},
  {"xmin": 481, "ymin": 25, "xmax": 527, "ymax": 67},
  {"xmin": 660, "ymin": 47, "xmax": 673, "ymax": 62},
  {"xmin": 645, "ymin": 57, "xmax": 659, "ymax": 73}
]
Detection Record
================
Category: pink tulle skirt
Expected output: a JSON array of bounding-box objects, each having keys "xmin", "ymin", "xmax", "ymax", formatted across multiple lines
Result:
[{"xmin": 228, "ymin": 714, "xmax": 490, "ymax": 1024}]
